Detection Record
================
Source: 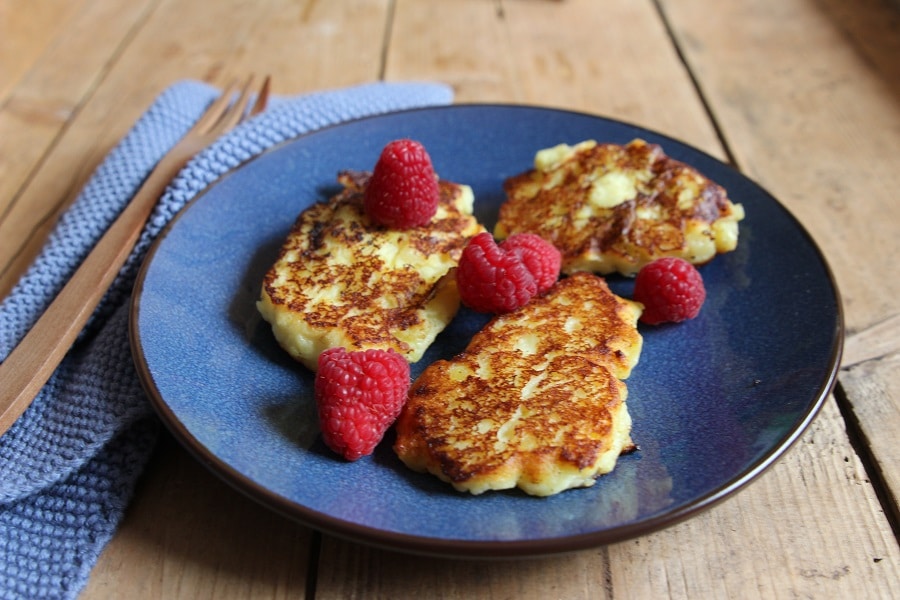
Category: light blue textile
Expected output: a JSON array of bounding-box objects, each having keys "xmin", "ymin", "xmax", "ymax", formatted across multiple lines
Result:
[{"xmin": 0, "ymin": 80, "xmax": 453, "ymax": 599}]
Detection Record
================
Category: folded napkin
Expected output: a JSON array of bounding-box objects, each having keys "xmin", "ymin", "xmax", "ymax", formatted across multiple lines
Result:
[{"xmin": 0, "ymin": 79, "xmax": 453, "ymax": 600}]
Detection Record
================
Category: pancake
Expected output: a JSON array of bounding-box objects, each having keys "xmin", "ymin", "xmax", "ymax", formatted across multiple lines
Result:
[
  {"xmin": 257, "ymin": 170, "xmax": 485, "ymax": 371},
  {"xmin": 495, "ymin": 139, "xmax": 745, "ymax": 276},
  {"xmin": 394, "ymin": 272, "xmax": 642, "ymax": 496}
]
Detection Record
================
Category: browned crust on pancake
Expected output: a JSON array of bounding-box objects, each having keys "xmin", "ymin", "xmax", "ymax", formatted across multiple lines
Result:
[
  {"xmin": 393, "ymin": 272, "xmax": 642, "ymax": 495},
  {"xmin": 260, "ymin": 171, "xmax": 481, "ymax": 364},
  {"xmin": 397, "ymin": 352, "xmax": 627, "ymax": 486},
  {"xmin": 468, "ymin": 272, "xmax": 643, "ymax": 380},
  {"xmin": 497, "ymin": 139, "xmax": 741, "ymax": 274}
]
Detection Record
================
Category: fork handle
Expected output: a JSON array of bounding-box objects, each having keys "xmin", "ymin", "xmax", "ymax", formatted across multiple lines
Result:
[{"xmin": 0, "ymin": 151, "xmax": 189, "ymax": 436}]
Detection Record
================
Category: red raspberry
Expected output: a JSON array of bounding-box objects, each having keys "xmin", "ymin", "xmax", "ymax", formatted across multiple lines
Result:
[
  {"xmin": 500, "ymin": 233, "xmax": 561, "ymax": 294},
  {"xmin": 456, "ymin": 232, "xmax": 538, "ymax": 313},
  {"xmin": 632, "ymin": 257, "xmax": 706, "ymax": 325},
  {"xmin": 364, "ymin": 139, "xmax": 440, "ymax": 229},
  {"xmin": 314, "ymin": 347, "xmax": 411, "ymax": 461}
]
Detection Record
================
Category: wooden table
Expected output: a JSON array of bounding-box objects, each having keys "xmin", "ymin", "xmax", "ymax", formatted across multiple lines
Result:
[{"xmin": 3, "ymin": 0, "xmax": 899, "ymax": 597}]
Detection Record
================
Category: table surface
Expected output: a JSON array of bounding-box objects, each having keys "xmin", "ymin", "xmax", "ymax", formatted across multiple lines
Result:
[{"xmin": 3, "ymin": 0, "xmax": 899, "ymax": 598}]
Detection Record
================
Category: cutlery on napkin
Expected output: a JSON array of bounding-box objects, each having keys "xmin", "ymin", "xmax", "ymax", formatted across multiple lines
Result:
[{"xmin": 0, "ymin": 79, "xmax": 452, "ymax": 600}]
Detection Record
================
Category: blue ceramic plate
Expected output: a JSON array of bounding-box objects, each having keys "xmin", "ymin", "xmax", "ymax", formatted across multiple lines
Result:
[{"xmin": 131, "ymin": 105, "xmax": 842, "ymax": 557}]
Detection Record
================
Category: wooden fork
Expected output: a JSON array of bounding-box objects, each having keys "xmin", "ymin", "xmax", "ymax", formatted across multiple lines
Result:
[{"xmin": 0, "ymin": 74, "xmax": 271, "ymax": 436}]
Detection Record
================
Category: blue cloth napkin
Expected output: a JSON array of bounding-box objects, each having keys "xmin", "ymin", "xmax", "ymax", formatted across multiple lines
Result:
[{"xmin": 0, "ymin": 79, "xmax": 453, "ymax": 600}]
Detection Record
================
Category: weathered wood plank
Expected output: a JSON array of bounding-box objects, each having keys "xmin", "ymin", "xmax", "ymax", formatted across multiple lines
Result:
[
  {"xmin": 387, "ymin": 0, "xmax": 723, "ymax": 158},
  {"xmin": 495, "ymin": 0, "xmax": 724, "ymax": 158},
  {"xmin": 0, "ymin": 0, "xmax": 84, "ymax": 99},
  {"xmin": 843, "ymin": 313, "xmax": 900, "ymax": 368},
  {"xmin": 315, "ymin": 540, "xmax": 613, "ymax": 600},
  {"xmin": 80, "ymin": 435, "xmax": 313, "ymax": 600},
  {"xmin": 74, "ymin": 0, "xmax": 391, "ymax": 596},
  {"xmin": 658, "ymin": 1, "xmax": 900, "ymax": 592},
  {"xmin": 315, "ymin": 0, "xmax": 900, "ymax": 598},
  {"xmin": 841, "ymin": 353, "xmax": 900, "ymax": 525},
  {"xmin": 609, "ymin": 399, "xmax": 899, "ymax": 599},
  {"xmin": 0, "ymin": 0, "xmax": 157, "ymax": 293},
  {"xmin": 657, "ymin": 0, "xmax": 900, "ymax": 336},
  {"xmin": 0, "ymin": 0, "xmax": 390, "ymax": 298}
]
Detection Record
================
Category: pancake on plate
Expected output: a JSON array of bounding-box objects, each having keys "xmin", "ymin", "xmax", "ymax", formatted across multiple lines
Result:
[
  {"xmin": 495, "ymin": 139, "xmax": 745, "ymax": 276},
  {"xmin": 258, "ymin": 170, "xmax": 485, "ymax": 371},
  {"xmin": 394, "ymin": 272, "xmax": 642, "ymax": 496}
]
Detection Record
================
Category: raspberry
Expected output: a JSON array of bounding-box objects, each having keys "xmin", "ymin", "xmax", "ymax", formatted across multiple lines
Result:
[
  {"xmin": 314, "ymin": 347, "xmax": 411, "ymax": 461},
  {"xmin": 364, "ymin": 139, "xmax": 440, "ymax": 229},
  {"xmin": 632, "ymin": 257, "xmax": 706, "ymax": 325},
  {"xmin": 456, "ymin": 232, "xmax": 538, "ymax": 313},
  {"xmin": 500, "ymin": 233, "xmax": 561, "ymax": 294}
]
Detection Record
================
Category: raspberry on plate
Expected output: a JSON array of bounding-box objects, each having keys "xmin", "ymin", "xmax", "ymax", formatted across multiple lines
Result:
[
  {"xmin": 456, "ymin": 232, "xmax": 538, "ymax": 314},
  {"xmin": 314, "ymin": 347, "xmax": 411, "ymax": 461},
  {"xmin": 364, "ymin": 139, "xmax": 440, "ymax": 229},
  {"xmin": 632, "ymin": 257, "xmax": 706, "ymax": 325},
  {"xmin": 500, "ymin": 233, "xmax": 562, "ymax": 294}
]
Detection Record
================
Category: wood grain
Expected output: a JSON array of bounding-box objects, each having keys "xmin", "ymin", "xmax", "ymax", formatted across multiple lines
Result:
[
  {"xmin": 0, "ymin": 0, "xmax": 391, "ymax": 298},
  {"xmin": 658, "ymin": 5, "xmax": 900, "ymax": 593},
  {"xmin": 315, "ymin": 540, "xmax": 614, "ymax": 600},
  {"xmin": 81, "ymin": 434, "xmax": 314, "ymax": 599},
  {"xmin": 494, "ymin": 0, "xmax": 724, "ymax": 157},
  {"xmin": 317, "ymin": 401, "xmax": 900, "ymax": 599},
  {"xmin": 2, "ymin": 0, "xmax": 897, "ymax": 597},
  {"xmin": 658, "ymin": 0, "xmax": 900, "ymax": 336},
  {"xmin": 843, "ymin": 313, "xmax": 900, "ymax": 368},
  {"xmin": 841, "ymin": 353, "xmax": 900, "ymax": 525},
  {"xmin": 0, "ymin": 0, "xmax": 156, "ymax": 278},
  {"xmin": 0, "ymin": 0, "xmax": 84, "ymax": 98},
  {"xmin": 609, "ymin": 399, "xmax": 899, "ymax": 599},
  {"xmin": 387, "ymin": 0, "xmax": 724, "ymax": 158}
]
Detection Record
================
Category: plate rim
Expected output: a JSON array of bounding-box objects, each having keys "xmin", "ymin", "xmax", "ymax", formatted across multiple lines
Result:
[{"xmin": 130, "ymin": 102, "xmax": 844, "ymax": 557}]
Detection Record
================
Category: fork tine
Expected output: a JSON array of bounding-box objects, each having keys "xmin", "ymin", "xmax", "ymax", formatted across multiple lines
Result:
[
  {"xmin": 214, "ymin": 75, "xmax": 258, "ymax": 131},
  {"xmin": 0, "ymin": 76, "xmax": 274, "ymax": 437},
  {"xmin": 249, "ymin": 75, "xmax": 271, "ymax": 117},
  {"xmin": 190, "ymin": 79, "xmax": 239, "ymax": 134},
  {"xmin": 189, "ymin": 75, "xmax": 268, "ymax": 138}
]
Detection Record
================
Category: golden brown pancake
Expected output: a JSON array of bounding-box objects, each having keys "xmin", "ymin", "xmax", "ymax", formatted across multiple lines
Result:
[
  {"xmin": 495, "ymin": 139, "xmax": 745, "ymax": 276},
  {"xmin": 394, "ymin": 272, "xmax": 642, "ymax": 496},
  {"xmin": 257, "ymin": 171, "xmax": 484, "ymax": 371}
]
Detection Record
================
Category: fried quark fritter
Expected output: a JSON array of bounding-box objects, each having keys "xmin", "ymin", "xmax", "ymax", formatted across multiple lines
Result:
[
  {"xmin": 495, "ymin": 139, "xmax": 745, "ymax": 276},
  {"xmin": 394, "ymin": 272, "xmax": 642, "ymax": 496},
  {"xmin": 257, "ymin": 171, "xmax": 485, "ymax": 371}
]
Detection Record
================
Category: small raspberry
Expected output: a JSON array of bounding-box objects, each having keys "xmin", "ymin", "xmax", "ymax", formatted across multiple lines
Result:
[
  {"xmin": 364, "ymin": 139, "xmax": 440, "ymax": 229},
  {"xmin": 314, "ymin": 347, "xmax": 411, "ymax": 461},
  {"xmin": 500, "ymin": 233, "xmax": 561, "ymax": 294},
  {"xmin": 632, "ymin": 257, "xmax": 706, "ymax": 325},
  {"xmin": 456, "ymin": 232, "xmax": 538, "ymax": 313}
]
